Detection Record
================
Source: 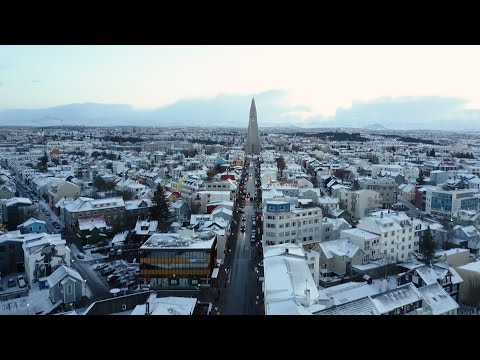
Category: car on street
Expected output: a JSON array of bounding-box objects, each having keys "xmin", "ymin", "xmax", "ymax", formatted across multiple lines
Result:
[
  {"xmin": 242, "ymin": 216, "xmax": 246, "ymax": 222},
  {"xmin": 17, "ymin": 275, "xmax": 26, "ymax": 288},
  {"xmin": 240, "ymin": 225, "xmax": 246, "ymax": 232},
  {"xmin": 93, "ymin": 263, "xmax": 109, "ymax": 271},
  {"xmin": 76, "ymin": 253, "xmax": 85, "ymax": 259},
  {"xmin": 250, "ymin": 234, "xmax": 256, "ymax": 243},
  {"xmin": 258, "ymin": 261, "xmax": 264, "ymax": 267},
  {"xmin": 7, "ymin": 278, "xmax": 16, "ymax": 288}
]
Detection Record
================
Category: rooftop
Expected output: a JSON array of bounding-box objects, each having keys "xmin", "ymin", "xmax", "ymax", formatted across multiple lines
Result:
[{"xmin": 140, "ymin": 232, "xmax": 216, "ymax": 250}]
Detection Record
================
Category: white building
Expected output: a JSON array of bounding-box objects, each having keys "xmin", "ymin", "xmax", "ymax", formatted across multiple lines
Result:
[
  {"xmin": 263, "ymin": 243, "xmax": 325, "ymax": 315},
  {"xmin": 22, "ymin": 232, "xmax": 72, "ymax": 287},
  {"xmin": 354, "ymin": 210, "xmax": 418, "ymax": 263},
  {"xmin": 339, "ymin": 188, "xmax": 381, "ymax": 220},
  {"xmin": 262, "ymin": 200, "xmax": 322, "ymax": 246}
]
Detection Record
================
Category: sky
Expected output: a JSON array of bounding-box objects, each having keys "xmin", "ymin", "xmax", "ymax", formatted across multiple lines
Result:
[{"xmin": 1, "ymin": 45, "xmax": 480, "ymax": 129}]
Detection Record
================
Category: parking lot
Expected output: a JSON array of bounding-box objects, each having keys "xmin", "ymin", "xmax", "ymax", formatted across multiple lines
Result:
[{"xmin": 91, "ymin": 259, "xmax": 141, "ymax": 291}]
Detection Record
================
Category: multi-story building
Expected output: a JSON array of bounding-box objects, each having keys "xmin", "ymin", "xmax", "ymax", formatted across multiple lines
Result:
[
  {"xmin": 2, "ymin": 197, "xmax": 35, "ymax": 231},
  {"xmin": 358, "ymin": 177, "xmax": 397, "ymax": 209},
  {"xmin": 425, "ymin": 186, "xmax": 479, "ymax": 218},
  {"xmin": 47, "ymin": 181, "xmax": 81, "ymax": 208},
  {"xmin": 63, "ymin": 197, "xmax": 126, "ymax": 232},
  {"xmin": 22, "ymin": 232, "xmax": 72, "ymax": 287},
  {"xmin": 139, "ymin": 230, "xmax": 217, "ymax": 288},
  {"xmin": 397, "ymin": 263, "xmax": 463, "ymax": 302},
  {"xmin": 338, "ymin": 188, "xmax": 381, "ymax": 220},
  {"xmin": 341, "ymin": 227, "xmax": 382, "ymax": 263},
  {"xmin": 262, "ymin": 200, "xmax": 322, "ymax": 246},
  {"xmin": 452, "ymin": 209, "xmax": 480, "ymax": 229},
  {"xmin": 353, "ymin": 210, "xmax": 418, "ymax": 263}
]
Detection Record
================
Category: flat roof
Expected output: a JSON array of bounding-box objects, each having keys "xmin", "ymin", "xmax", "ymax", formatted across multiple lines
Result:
[{"xmin": 140, "ymin": 232, "xmax": 216, "ymax": 250}]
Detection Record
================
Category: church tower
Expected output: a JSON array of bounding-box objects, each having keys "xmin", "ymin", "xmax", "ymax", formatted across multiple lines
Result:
[{"xmin": 244, "ymin": 98, "xmax": 261, "ymax": 155}]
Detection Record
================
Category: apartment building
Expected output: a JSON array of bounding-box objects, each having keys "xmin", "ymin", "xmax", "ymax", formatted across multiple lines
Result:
[{"xmin": 262, "ymin": 200, "xmax": 322, "ymax": 246}]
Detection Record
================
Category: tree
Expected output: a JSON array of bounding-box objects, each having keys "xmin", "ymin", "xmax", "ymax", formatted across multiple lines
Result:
[
  {"xmin": 416, "ymin": 169, "xmax": 426, "ymax": 186},
  {"xmin": 351, "ymin": 178, "xmax": 360, "ymax": 191},
  {"xmin": 276, "ymin": 156, "xmax": 286, "ymax": 179},
  {"xmin": 37, "ymin": 151, "xmax": 48, "ymax": 173},
  {"xmin": 366, "ymin": 153, "xmax": 379, "ymax": 164},
  {"xmin": 152, "ymin": 184, "xmax": 173, "ymax": 232},
  {"xmin": 207, "ymin": 164, "xmax": 222, "ymax": 180},
  {"xmin": 93, "ymin": 175, "xmax": 116, "ymax": 192},
  {"xmin": 91, "ymin": 151, "xmax": 101, "ymax": 159},
  {"xmin": 428, "ymin": 148, "xmax": 436, "ymax": 157},
  {"xmin": 115, "ymin": 189, "xmax": 135, "ymax": 201},
  {"xmin": 419, "ymin": 226, "xmax": 436, "ymax": 264}
]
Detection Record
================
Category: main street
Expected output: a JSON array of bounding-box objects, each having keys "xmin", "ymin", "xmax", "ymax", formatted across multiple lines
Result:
[{"xmin": 221, "ymin": 160, "xmax": 262, "ymax": 315}]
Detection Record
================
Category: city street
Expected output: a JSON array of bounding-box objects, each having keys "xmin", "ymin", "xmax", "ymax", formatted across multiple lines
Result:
[
  {"xmin": 220, "ymin": 160, "xmax": 263, "ymax": 315},
  {"xmin": 70, "ymin": 248, "xmax": 111, "ymax": 301}
]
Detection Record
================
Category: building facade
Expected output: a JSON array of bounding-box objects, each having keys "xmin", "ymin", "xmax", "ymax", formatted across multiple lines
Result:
[
  {"xmin": 139, "ymin": 231, "xmax": 217, "ymax": 288},
  {"xmin": 262, "ymin": 201, "xmax": 323, "ymax": 246}
]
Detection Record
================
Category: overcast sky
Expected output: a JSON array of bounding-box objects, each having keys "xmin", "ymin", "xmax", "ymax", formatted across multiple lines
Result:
[{"xmin": 1, "ymin": 45, "xmax": 480, "ymax": 129}]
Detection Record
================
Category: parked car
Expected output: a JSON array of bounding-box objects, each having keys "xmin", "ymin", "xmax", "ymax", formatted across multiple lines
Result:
[
  {"xmin": 93, "ymin": 263, "xmax": 108, "ymax": 271},
  {"xmin": 7, "ymin": 278, "xmax": 16, "ymax": 288},
  {"xmin": 76, "ymin": 253, "xmax": 85, "ymax": 259},
  {"xmin": 17, "ymin": 275, "xmax": 26, "ymax": 288}
]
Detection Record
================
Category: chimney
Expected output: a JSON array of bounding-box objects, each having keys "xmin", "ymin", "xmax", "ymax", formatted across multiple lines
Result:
[
  {"xmin": 145, "ymin": 301, "xmax": 150, "ymax": 315},
  {"xmin": 304, "ymin": 288, "xmax": 311, "ymax": 306},
  {"xmin": 328, "ymin": 296, "xmax": 335, "ymax": 308},
  {"xmin": 381, "ymin": 278, "xmax": 388, "ymax": 292}
]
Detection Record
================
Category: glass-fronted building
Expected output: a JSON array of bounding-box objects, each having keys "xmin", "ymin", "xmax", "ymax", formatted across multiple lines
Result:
[{"xmin": 139, "ymin": 231, "xmax": 217, "ymax": 288}]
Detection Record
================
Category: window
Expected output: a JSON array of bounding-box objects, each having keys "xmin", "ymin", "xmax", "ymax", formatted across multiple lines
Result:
[
  {"xmin": 67, "ymin": 284, "xmax": 73, "ymax": 295},
  {"xmin": 314, "ymin": 219, "xmax": 318, "ymax": 223}
]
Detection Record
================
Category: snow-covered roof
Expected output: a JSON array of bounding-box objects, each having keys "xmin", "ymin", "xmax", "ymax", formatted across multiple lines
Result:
[
  {"xmin": 78, "ymin": 216, "xmax": 107, "ymax": 231},
  {"xmin": 415, "ymin": 265, "xmax": 448, "ymax": 286},
  {"xmin": 65, "ymin": 197, "xmax": 124, "ymax": 213},
  {"xmin": 369, "ymin": 283, "xmax": 422, "ymax": 314},
  {"xmin": 47, "ymin": 265, "xmax": 83, "ymax": 287},
  {"xmin": 435, "ymin": 248, "xmax": 470, "ymax": 257},
  {"xmin": 124, "ymin": 199, "xmax": 152, "ymax": 210},
  {"xmin": 318, "ymin": 239, "xmax": 360, "ymax": 260},
  {"xmin": 5, "ymin": 197, "xmax": 32, "ymax": 207},
  {"xmin": 417, "ymin": 283, "xmax": 459, "ymax": 315},
  {"xmin": 134, "ymin": 220, "xmax": 158, "ymax": 235},
  {"xmin": 341, "ymin": 228, "xmax": 379, "ymax": 241},
  {"xmin": 140, "ymin": 232, "xmax": 216, "ymax": 250},
  {"xmin": 457, "ymin": 261, "xmax": 480, "ymax": 273},
  {"xmin": 264, "ymin": 244, "xmax": 319, "ymax": 315},
  {"xmin": 17, "ymin": 217, "xmax": 46, "ymax": 228},
  {"xmin": 112, "ymin": 231, "xmax": 128, "ymax": 244},
  {"xmin": 131, "ymin": 296, "xmax": 197, "ymax": 315},
  {"xmin": 264, "ymin": 243, "xmax": 306, "ymax": 258},
  {"xmin": 315, "ymin": 296, "xmax": 378, "ymax": 315}
]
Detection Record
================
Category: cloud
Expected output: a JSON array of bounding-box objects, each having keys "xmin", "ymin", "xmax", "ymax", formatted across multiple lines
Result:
[{"xmin": 318, "ymin": 96, "xmax": 478, "ymax": 130}]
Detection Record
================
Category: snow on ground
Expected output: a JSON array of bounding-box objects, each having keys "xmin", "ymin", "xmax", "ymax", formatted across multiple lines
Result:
[
  {"xmin": 70, "ymin": 243, "xmax": 108, "ymax": 262},
  {"xmin": 0, "ymin": 284, "xmax": 52, "ymax": 315}
]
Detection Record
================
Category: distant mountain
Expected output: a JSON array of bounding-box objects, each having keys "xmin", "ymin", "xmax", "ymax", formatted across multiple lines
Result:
[
  {"xmin": 363, "ymin": 123, "xmax": 388, "ymax": 130},
  {"xmin": 1, "ymin": 93, "xmax": 480, "ymax": 130}
]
